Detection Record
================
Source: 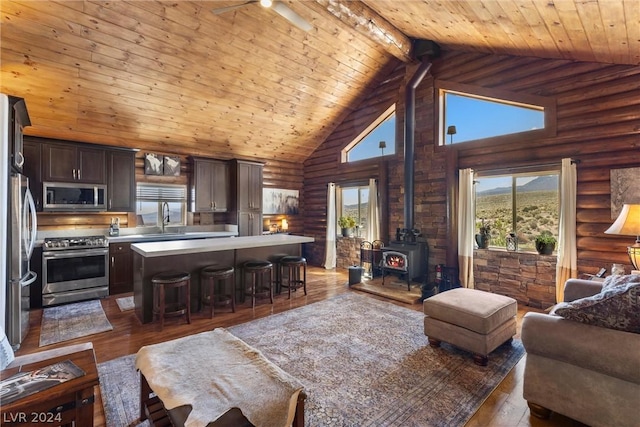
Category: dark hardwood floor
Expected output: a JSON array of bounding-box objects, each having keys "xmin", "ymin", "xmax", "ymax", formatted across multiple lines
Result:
[{"xmin": 16, "ymin": 266, "xmax": 586, "ymax": 427}]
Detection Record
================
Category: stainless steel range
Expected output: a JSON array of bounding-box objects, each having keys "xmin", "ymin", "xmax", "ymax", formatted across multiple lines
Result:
[{"xmin": 42, "ymin": 235, "xmax": 109, "ymax": 307}]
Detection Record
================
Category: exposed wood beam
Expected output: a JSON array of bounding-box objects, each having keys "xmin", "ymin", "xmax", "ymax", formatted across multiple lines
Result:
[{"xmin": 314, "ymin": 0, "xmax": 413, "ymax": 63}]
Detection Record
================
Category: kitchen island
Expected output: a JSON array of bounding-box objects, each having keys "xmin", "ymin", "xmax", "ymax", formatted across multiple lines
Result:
[{"xmin": 132, "ymin": 234, "xmax": 315, "ymax": 323}]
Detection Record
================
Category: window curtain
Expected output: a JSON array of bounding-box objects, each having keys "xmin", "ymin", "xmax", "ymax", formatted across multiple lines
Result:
[
  {"xmin": 458, "ymin": 168, "xmax": 475, "ymax": 289},
  {"xmin": 555, "ymin": 158, "xmax": 577, "ymax": 303},
  {"xmin": 323, "ymin": 182, "xmax": 337, "ymax": 269},
  {"xmin": 367, "ymin": 178, "xmax": 380, "ymax": 242}
]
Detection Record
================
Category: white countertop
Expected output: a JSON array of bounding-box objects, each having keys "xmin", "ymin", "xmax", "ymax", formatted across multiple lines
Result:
[
  {"xmin": 108, "ymin": 231, "xmax": 237, "ymax": 243},
  {"xmin": 131, "ymin": 234, "xmax": 315, "ymax": 257}
]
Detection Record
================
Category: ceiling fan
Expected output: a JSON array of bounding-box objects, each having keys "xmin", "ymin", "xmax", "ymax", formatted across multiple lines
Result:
[{"xmin": 212, "ymin": 0, "xmax": 313, "ymax": 32}]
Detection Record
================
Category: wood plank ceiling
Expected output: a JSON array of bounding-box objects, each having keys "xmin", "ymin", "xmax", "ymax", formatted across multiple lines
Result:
[{"xmin": 1, "ymin": 1, "xmax": 637, "ymax": 163}]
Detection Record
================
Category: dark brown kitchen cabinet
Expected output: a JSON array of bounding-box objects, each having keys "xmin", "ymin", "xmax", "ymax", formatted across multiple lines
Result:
[
  {"xmin": 109, "ymin": 242, "xmax": 133, "ymax": 295},
  {"xmin": 190, "ymin": 157, "xmax": 229, "ymax": 212},
  {"xmin": 43, "ymin": 142, "xmax": 105, "ymax": 184},
  {"xmin": 23, "ymin": 138, "xmax": 43, "ymax": 211},
  {"xmin": 238, "ymin": 211, "xmax": 263, "ymax": 236},
  {"xmin": 232, "ymin": 160, "xmax": 263, "ymax": 236},
  {"xmin": 236, "ymin": 160, "xmax": 263, "ymax": 212},
  {"xmin": 107, "ymin": 149, "xmax": 136, "ymax": 212}
]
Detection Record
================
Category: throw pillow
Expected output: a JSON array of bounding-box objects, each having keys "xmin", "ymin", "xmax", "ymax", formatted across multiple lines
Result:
[{"xmin": 553, "ymin": 279, "xmax": 640, "ymax": 333}]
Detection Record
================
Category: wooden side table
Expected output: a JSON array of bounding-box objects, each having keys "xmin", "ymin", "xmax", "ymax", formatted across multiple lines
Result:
[{"xmin": 1, "ymin": 343, "xmax": 99, "ymax": 427}]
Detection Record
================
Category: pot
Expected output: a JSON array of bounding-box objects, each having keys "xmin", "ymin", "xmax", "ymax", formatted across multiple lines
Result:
[
  {"xmin": 341, "ymin": 227, "xmax": 354, "ymax": 238},
  {"xmin": 535, "ymin": 242, "xmax": 555, "ymax": 255},
  {"xmin": 475, "ymin": 233, "xmax": 490, "ymax": 249}
]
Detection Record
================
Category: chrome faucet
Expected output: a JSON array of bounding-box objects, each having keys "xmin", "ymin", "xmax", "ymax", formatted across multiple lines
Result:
[{"xmin": 161, "ymin": 201, "xmax": 170, "ymax": 233}]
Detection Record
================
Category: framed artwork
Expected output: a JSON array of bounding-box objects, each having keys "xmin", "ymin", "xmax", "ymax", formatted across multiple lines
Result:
[
  {"xmin": 163, "ymin": 155, "xmax": 181, "ymax": 176},
  {"xmin": 263, "ymin": 188, "xmax": 299, "ymax": 214},
  {"xmin": 144, "ymin": 153, "xmax": 163, "ymax": 175},
  {"xmin": 611, "ymin": 167, "xmax": 640, "ymax": 219}
]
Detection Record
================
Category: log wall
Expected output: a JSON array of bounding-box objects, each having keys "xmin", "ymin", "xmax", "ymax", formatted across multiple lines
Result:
[{"xmin": 303, "ymin": 50, "xmax": 640, "ymax": 298}]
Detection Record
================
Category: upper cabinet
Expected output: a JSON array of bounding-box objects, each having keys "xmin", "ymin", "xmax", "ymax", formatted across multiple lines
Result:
[
  {"xmin": 107, "ymin": 150, "xmax": 136, "ymax": 212},
  {"xmin": 23, "ymin": 137, "xmax": 136, "ymax": 212},
  {"xmin": 235, "ymin": 160, "xmax": 263, "ymax": 212},
  {"xmin": 232, "ymin": 160, "xmax": 264, "ymax": 236},
  {"xmin": 43, "ymin": 142, "xmax": 106, "ymax": 184},
  {"xmin": 190, "ymin": 157, "xmax": 229, "ymax": 212},
  {"xmin": 23, "ymin": 139, "xmax": 42, "ymax": 210}
]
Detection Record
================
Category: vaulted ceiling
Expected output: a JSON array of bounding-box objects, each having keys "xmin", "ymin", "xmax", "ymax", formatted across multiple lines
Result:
[{"xmin": 1, "ymin": 1, "xmax": 637, "ymax": 163}]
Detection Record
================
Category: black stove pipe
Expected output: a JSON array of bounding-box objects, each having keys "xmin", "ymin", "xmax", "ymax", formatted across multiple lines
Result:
[{"xmin": 404, "ymin": 59, "xmax": 432, "ymax": 230}]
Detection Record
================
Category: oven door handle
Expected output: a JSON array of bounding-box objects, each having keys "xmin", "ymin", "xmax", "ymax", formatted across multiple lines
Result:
[{"xmin": 43, "ymin": 248, "xmax": 108, "ymax": 259}]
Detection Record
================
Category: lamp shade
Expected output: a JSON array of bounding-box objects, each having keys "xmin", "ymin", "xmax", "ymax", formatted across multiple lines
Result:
[
  {"xmin": 446, "ymin": 125, "xmax": 457, "ymax": 135},
  {"xmin": 605, "ymin": 204, "xmax": 640, "ymax": 236},
  {"xmin": 605, "ymin": 204, "xmax": 640, "ymax": 270},
  {"xmin": 378, "ymin": 141, "xmax": 386, "ymax": 149}
]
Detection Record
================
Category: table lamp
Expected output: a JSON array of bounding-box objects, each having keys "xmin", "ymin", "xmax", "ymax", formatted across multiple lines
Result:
[
  {"xmin": 446, "ymin": 125, "xmax": 457, "ymax": 144},
  {"xmin": 604, "ymin": 204, "xmax": 640, "ymax": 271},
  {"xmin": 281, "ymin": 218, "xmax": 288, "ymax": 232}
]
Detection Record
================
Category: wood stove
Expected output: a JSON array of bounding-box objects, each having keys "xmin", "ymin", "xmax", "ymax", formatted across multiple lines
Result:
[
  {"xmin": 384, "ymin": 241, "xmax": 427, "ymax": 277},
  {"xmin": 381, "ymin": 251, "xmax": 410, "ymax": 290}
]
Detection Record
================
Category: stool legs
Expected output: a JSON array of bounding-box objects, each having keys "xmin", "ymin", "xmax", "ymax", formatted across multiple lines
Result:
[
  {"xmin": 243, "ymin": 265, "xmax": 273, "ymax": 308},
  {"xmin": 281, "ymin": 262, "xmax": 307, "ymax": 299},
  {"xmin": 152, "ymin": 273, "xmax": 191, "ymax": 331},
  {"xmin": 158, "ymin": 283, "xmax": 165, "ymax": 330},
  {"xmin": 201, "ymin": 271, "xmax": 236, "ymax": 319}
]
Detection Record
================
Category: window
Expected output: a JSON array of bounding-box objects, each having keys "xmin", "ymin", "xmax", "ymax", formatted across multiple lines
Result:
[
  {"xmin": 475, "ymin": 171, "xmax": 559, "ymax": 251},
  {"xmin": 343, "ymin": 104, "xmax": 396, "ymax": 162},
  {"xmin": 340, "ymin": 186, "xmax": 369, "ymax": 238},
  {"xmin": 436, "ymin": 80, "xmax": 555, "ymax": 146},
  {"xmin": 136, "ymin": 183, "xmax": 187, "ymax": 228}
]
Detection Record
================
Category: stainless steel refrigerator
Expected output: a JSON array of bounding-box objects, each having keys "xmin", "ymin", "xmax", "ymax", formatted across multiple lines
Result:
[
  {"xmin": 7, "ymin": 173, "xmax": 38, "ymax": 348},
  {"xmin": 2, "ymin": 93, "xmax": 36, "ymax": 349}
]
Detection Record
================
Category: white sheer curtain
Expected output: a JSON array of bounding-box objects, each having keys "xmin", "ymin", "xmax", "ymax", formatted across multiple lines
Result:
[
  {"xmin": 556, "ymin": 158, "xmax": 577, "ymax": 302},
  {"xmin": 458, "ymin": 168, "xmax": 475, "ymax": 289},
  {"xmin": 367, "ymin": 178, "xmax": 380, "ymax": 242},
  {"xmin": 323, "ymin": 182, "xmax": 337, "ymax": 269}
]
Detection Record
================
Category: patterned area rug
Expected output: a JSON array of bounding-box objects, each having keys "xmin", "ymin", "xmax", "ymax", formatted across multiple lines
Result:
[
  {"xmin": 39, "ymin": 300, "xmax": 113, "ymax": 347},
  {"xmin": 98, "ymin": 293, "xmax": 524, "ymax": 427},
  {"xmin": 116, "ymin": 296, "xmax": 135, "ymax": 311}
]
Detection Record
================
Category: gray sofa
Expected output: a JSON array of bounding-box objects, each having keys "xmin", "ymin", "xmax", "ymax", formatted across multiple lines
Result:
[{"xmin": 521, "ymin": 278, "xmax": 640, "ymax": 427}]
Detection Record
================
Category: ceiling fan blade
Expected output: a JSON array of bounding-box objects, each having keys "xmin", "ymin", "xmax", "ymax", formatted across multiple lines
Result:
[
  {"xmin": 271, "ymin": 1, "xmax": 313, "ymax": 32},
  {"xmin": 211, "ymin": 1, "xmax": 257, "ymax": 15}
]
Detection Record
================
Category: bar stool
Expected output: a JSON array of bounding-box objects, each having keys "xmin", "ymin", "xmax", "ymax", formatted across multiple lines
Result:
[
  {"xmin": 268, "ymin": 253, "xmax": 290, "ymax": 294},
  {"xmin": 200, "ymin": 265, "xmax": 235, "ymax": 318},
  {"xmin": 280, "ymin": 256, "xmax": 307, "ymax": 299},
  {"xmin": 243, "ymin": 260, "xmax": 273, "ymax": 308},
  {"xmin": 152, "ymin": 271, "xmax": 191, "ymax": 330}
]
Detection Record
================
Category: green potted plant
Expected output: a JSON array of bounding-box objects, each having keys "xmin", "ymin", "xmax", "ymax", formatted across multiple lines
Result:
[
  {"xmin": 535, "ymin": 232, "xmax": 557, "ymax": 255},
  {"xmin": 338, "ymin": 216, "xmax": 357, "ymax": 237},
  {"xmin": 475, "ymin": 218, "xmax": 491, "ymax": 249}
]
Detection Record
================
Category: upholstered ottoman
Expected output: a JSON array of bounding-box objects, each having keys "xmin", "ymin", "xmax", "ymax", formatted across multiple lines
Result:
[{"xmin": 423, "ymin": 288, "xmax": 517, "ymax": 365}]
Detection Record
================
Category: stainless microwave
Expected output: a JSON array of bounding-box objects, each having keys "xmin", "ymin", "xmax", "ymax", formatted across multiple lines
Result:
[{"xmin": 43, "ymin": 182, "xmax": 107, "ymax": 211}]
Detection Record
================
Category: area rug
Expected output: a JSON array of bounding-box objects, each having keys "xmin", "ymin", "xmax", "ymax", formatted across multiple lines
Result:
[
  {"xmin": 39, "ymin": 300, "xmax": 113, "ymax": 347},
  {"xmin": 98, "ymin": 293, "xmax": 524, "ymax": 427},
  {"xmin": 351, "ymin": 277, "xmax": 422, "ymax": 304},
  {"xmin": 116, "ymin": 296, "xmax": 135, "ymax": 311}
]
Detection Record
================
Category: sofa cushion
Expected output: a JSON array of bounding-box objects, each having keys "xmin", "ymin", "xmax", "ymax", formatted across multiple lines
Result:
[{"xmin": 553, "ymin": 276, "xmax": 640, "ymax": 333}]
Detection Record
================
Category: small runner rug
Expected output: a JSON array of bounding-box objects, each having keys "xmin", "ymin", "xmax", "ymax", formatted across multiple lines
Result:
[
  {"xmin": 98, "ymin": 292, "xmax": 524, "ymax": 427},
  {"xmin": 116, "ymin": 296, "xmax": 135, "ymax": 311},
  {"xmin": 39, "ymin": 300, "xmax": 113, "ymax": 347}
]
